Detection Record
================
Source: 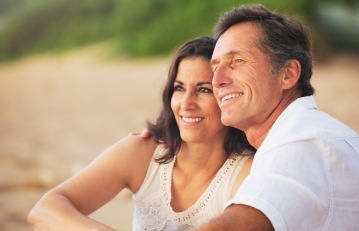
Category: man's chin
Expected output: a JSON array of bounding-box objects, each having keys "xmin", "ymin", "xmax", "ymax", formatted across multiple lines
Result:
[{"xmin": 221, "ymin": 116, "xmax": 234, "ymax": 127}]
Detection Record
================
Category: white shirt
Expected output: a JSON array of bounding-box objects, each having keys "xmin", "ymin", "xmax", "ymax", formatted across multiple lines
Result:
[
  {"xmin": 229, "ymin": 96, "xmax": 359, "ymax": 231},
  {"xmin": 133, "ymin": 147, "xmax": 251, "ymax": 230}
]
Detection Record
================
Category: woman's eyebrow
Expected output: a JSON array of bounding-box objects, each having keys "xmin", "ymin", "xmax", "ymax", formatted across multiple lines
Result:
[
  {"xmin": 197, "ymin": 82, "xmax": 212, "ymax": 86},
  {"xmin": 174, "ymin": 80, "xmax": 212, "ymax": 87}
]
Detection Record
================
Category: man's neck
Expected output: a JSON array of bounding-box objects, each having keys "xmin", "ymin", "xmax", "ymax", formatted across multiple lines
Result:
[{"xmin": 246, "ymin": 91, "xmax": 301, "ymax": 149}]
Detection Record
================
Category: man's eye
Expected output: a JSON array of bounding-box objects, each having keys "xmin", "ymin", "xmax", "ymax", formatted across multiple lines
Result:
[{"xmin": 234, "ymin": 58, "xmax": 243, "ymax": 63}]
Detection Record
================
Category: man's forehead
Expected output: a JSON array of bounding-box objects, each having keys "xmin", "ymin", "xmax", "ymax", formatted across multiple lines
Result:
[
  {"xmin": 212, "ymin": 29, "xmax": 262, "ymax": 61},
  {"xmin": 211, "ymin": 50, "xmax": 244, "ymax": 63}
]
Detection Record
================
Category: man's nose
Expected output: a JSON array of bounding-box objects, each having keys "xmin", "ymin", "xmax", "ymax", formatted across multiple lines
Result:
[{"xmin": 212, "ymin": 64, "xmax": 231, "ymax": 88}]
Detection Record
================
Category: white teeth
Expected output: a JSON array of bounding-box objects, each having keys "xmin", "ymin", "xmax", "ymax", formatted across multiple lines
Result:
[
  {"xmin": 181, "ymin": 117, "xmax": 203, "ymax": 123},
  {"xmin": 221, "ymin": 93, "xmax": 243, "ymax": 102}
]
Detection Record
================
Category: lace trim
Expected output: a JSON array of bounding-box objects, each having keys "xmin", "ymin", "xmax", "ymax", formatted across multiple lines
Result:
[
  {"xmin": 134, "ymin": 150, "xmax": 243, "ymax": 230},
  {"xmin": 162, "ymin": 153, "xmax": 240, "ymax": 224}
]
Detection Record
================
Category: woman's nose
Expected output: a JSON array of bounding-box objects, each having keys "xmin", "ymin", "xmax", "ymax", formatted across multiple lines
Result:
[{"xmin": 181, "ymin": 91, "xmax": 196, "ymax": 110}]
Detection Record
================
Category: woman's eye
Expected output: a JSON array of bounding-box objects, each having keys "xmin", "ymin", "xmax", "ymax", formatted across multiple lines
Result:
[
  {"xmin": 198, "ymin": 87, "xmax": 212, "ymax": 93},
  {"xmin": 174, "ymin": 85, "xmax": 184, "ymax": 91}
]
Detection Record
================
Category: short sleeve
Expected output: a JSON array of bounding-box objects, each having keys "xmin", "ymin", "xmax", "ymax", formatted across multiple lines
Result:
[{"xmin": 227, "ymin": 141, "xmax": 330, "ymax": 231}]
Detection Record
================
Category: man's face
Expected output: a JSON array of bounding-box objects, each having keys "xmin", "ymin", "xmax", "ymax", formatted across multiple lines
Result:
[{"xmin": 211, "ymin": 22, "xmax": 284, "ymax": 131}]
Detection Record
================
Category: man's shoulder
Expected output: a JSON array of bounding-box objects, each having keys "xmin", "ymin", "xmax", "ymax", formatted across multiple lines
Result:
[
  {"xmin": 273, "ymin": 98, "xmax": 356, "ymax": 140},
  {"xmin": 260, "ymin": 101, "xmax": 358, "ymax": 155}
]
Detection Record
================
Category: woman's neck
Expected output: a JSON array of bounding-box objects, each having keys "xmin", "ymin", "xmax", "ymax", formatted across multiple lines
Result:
[
  {"xmin": 170, "ymin": 142, "xmax": 228, "ymax": 212},
  {"xmin": 175, "ymin": 142, "xmax": 227, "ymax": 174}
]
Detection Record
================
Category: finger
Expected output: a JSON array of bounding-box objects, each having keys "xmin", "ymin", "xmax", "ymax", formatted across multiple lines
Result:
[
  {"xmin": 140, "ymin": 129, "xmax": 152, "ymax": 138},
  {"xmin": 128, "ymin": 131, "xmax": 141, "ymax": 136}
]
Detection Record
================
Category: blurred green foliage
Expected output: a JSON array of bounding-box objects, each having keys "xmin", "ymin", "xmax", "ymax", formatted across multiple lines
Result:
[{"xmin": 0, "ymin": 0, "xmax": 357, "ymax": 61}]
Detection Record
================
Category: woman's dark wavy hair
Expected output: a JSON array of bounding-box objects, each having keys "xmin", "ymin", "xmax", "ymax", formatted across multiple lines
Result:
[
  {"xmin": 214, "ymin": 4, "xmax": 315, "ymax": 96},
  {"xmin": 146, "ymin": 36, "xmax": 255, "ymax": 164}
]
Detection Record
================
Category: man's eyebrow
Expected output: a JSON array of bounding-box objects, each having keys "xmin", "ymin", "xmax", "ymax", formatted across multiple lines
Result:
[
  {"xmin": 226, "ymin": 50, "xmax": 243, "ymax": 56},
  {"xmin": 210, "ymin": 58, "xmax": 219, "ymax": 67},
  {"xmin": 210, "ymin": 50, "xmax": 243, "ymax": 66}
]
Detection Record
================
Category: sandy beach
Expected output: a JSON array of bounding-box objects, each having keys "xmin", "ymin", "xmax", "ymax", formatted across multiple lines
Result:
[{"xmin": 0, "ymin": 47, "xmax": 358, "ymax": 231}]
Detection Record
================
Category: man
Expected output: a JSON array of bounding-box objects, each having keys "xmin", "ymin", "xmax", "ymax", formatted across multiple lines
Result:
[{"xmin": 197, "ymin": 4, "xmax": 359, "ymax": 231}]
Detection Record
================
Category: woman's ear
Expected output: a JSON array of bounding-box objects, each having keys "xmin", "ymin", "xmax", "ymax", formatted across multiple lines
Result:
[{"xmin": 281, "ymin": 59, "xmax": 301, "ymax": 90}]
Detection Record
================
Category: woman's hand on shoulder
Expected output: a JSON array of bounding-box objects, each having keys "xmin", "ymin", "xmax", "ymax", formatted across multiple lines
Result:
[
  {"xmin": 129, "ymin": 129, "xmax": 168, "ymax": 149},
  {"xmin": 128, "ymin": 128, "xmax": 152, "ymax": 138}
]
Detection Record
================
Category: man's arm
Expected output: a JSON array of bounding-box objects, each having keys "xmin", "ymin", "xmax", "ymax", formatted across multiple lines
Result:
[{"xmin": 196, "ymin": 204, "xmax": 274, "ymax": 231}]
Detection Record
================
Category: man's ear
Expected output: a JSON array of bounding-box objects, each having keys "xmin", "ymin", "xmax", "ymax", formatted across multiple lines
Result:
[{"xmin": 281, "ymin": 59, "xmax": 301, "ymax": 90}]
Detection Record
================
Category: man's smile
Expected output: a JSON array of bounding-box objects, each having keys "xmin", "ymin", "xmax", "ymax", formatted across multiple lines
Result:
[{"xmin": 220, "ymin": 92, "xmax": 244, "ymax": 103}]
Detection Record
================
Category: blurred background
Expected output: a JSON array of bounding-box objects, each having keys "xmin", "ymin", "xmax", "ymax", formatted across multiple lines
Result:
[
  {"xmin": 0, "ymin": 0, "xmax": 359, "ymax": 60},
  {"xmin": 0, "ymin": 0, "xmax": 358, "ymax": 230}
]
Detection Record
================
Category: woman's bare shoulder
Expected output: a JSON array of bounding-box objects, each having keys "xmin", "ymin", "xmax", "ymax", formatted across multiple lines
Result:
[
  {"xmin": 107, "ymin": 134, "xmax": 159, "ymax": 192},
  {"xmin": 112, "ymin": 134, "xmax": 158, "ymax": 158},
  {"xmin": 230, "ymin": 155, "xmax": 254, "ymax": 198}
]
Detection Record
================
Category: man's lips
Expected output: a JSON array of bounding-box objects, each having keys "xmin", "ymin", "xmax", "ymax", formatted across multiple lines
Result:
[{"xmin": 220, "ymin": 92, "xmax": 243, "ymax": 103}]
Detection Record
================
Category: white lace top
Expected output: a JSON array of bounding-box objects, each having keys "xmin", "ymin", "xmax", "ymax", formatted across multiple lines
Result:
[{"xmin": 132, "ymin": 147, "xmax": 251, "ymax": 230}]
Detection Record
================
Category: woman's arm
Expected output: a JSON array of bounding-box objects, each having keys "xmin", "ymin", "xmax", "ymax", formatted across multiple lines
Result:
[
  {"xmin": 28, "ymin": 135, "xmax": 157, "ymax": 230},
  {"xmin": 28, "ymin": 192, "xmax": 116, "ymax": 231}
]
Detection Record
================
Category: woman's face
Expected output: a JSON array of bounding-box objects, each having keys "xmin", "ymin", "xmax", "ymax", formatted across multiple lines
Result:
[{"xmin": 171, "ymin": 57, "xmax": 229, "ymax": 144}]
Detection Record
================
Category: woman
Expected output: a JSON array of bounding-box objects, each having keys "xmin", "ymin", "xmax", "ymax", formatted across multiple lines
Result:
[{"xmin": 27, "ymin": 36, "xmax": 255, "ymax": 231}]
